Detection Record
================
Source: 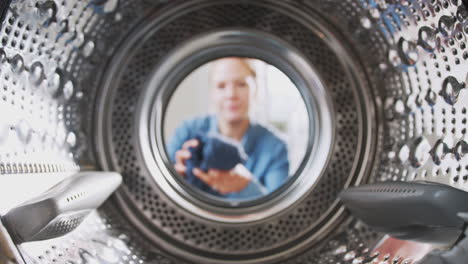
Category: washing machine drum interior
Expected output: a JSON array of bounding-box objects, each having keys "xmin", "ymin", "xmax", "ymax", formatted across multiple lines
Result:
[{"xmin": 0, "ymin": 0, "xmax": 468, "ymax": 263}]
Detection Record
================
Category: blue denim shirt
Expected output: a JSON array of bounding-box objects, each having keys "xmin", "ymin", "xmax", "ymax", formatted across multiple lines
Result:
[{"xmin": 166, "ymin": 115, "xmax": 289, "ymax": 201}]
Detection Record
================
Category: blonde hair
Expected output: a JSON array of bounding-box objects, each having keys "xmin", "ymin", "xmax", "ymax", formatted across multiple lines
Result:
[
  {"xmin": 237, "ymin": 57, "xmax": 256, "ymax": 78},
  {"xmin": 210, "ymin": 57, "xmax": 257, "ymax": 78}
]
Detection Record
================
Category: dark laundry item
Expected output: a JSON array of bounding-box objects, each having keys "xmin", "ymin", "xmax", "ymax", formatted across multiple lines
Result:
[{"xmin": 184, "ymin": 133, "xmax": 247, "ymax": 195}]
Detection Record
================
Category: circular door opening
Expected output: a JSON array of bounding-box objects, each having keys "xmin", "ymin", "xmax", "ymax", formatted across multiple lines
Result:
[
  {"xmin": 161, "ymin": 57, "xmax": 312, "ymax": 205},
  {"xmin": 138, "ymin": 30, "xmax": 336, "ymax": 221}
]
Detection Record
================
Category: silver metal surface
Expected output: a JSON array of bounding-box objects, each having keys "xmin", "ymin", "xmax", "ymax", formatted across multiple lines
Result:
[
  {"xmin": 0, "ymin": 0, "xmax": 466, "ymax": 263},
  {"xmin": 17, "ymin": 204, "xmax": 179, "ymax": 264},
  {"xmin": 0, "ymin": 220, "xmax": 24, "ymax": 264},
  {"xmin": 2, "ymin": 172, "xmax": 122, "ymax": 243}
]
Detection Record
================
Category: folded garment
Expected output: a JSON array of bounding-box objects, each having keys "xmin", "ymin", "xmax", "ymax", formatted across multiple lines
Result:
[{"xmin": 185, "ymin": 133, "xmax": 247, "ymax": 195}]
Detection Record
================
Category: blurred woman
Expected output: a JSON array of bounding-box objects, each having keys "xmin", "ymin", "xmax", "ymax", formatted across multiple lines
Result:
[{"xmin": 167, "ymin": 57, "xmax": 289, "ymax": 200}]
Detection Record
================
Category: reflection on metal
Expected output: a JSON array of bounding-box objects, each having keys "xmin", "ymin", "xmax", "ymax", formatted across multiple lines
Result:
[
  {"xmin": 0, "ymin": 0, "xmax": 466, "ymax": 263},
  {"xmin": 370, "ymin": 236, "xmax": 441, "ymax": 264},
  {"xmin": 18, "ymin": 206, "xmax": 178, "ymax": 264},
  {"xmin": 0, "ymin": 220, "xmax": 24, "ymax": 264},
  {"xmin": 3, "ymin": 172, "xmax": 122, "ymax": 243}
]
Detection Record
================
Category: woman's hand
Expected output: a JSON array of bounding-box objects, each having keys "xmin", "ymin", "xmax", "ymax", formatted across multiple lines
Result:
[
  {"xmin": 174, "ymin": 139, "xmax": 199, "ymax": 176},
  {"xmin": 192, "ymin": 167, "xmax": 251, "ymax": 194}
]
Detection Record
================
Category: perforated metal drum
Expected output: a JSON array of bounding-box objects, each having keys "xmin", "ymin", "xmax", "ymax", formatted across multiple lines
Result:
[{"xmin": 0, "ymin": 0, "xmax": 467, "ymax": 263}]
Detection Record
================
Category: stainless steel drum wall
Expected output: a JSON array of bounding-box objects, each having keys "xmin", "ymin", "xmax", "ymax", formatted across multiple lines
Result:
[
  {"xmin": 95, "ymin": 1, "xmax": 376, "ymax": 263},
  {"xmin": 0, "ymin": 0, "xmax": 466, "ymax": 264}
]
